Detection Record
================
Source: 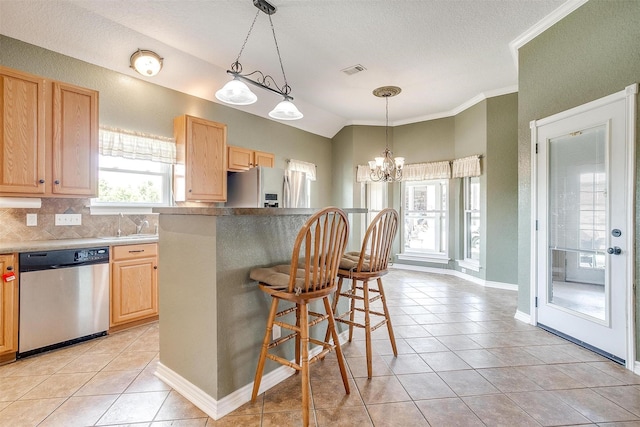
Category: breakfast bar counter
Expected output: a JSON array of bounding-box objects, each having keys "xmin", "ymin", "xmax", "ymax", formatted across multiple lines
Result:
[{"xmin": 152, "ymin": 207, "xmax": 366, "ymax": 419}]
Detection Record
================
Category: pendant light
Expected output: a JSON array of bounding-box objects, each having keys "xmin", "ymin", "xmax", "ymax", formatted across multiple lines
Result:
[
  {"xmin": 215, "ymin": 0, "xmax": 303, "ymax": 120},
  {"xmin": 369, "ymin": 86, "xmax": 404, "ymax": 182}
]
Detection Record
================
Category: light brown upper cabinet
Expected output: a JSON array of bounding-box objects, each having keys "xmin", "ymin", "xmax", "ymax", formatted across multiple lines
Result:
[
  {"xmin": 174, "ymin": 115, "xmax": 227, "ymax": 202},
  {"xmin": 0, "ymin": 66, "xmax": 99, "ymax": 197},
  {"xmin": 227, "ymin": 145, "xmax": 275, "ymax": 171}
]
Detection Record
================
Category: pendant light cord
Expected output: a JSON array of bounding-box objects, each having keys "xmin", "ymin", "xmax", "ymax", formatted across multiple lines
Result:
[{"xmin": 385, "ymin": 96, "xmax": 390, "ymax": 149}]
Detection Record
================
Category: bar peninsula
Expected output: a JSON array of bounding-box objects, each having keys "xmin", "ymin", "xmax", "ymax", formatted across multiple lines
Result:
[{"xmin": 152, "ymin": 207, "xmax": 366, "ymax": 419}]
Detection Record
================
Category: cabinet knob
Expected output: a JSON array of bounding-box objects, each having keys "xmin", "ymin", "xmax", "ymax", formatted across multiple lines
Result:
[
  {"xmin": 39, "ymin": 179, "xmax": 45, "ymax": 184},
  {"xmin": 54, "ymin": 179, "xmax": 60, "ymax": 185},
  {"xmin": 153, "ymin": 265, "xmax": 158, "ymax": 270},
  {"xmin": 188, "ymin": 189, "xmax": 192, "ymax": 192},
  {"xmin": 6, "ymin": 266, "xmax": 12, "ymax": 271}
]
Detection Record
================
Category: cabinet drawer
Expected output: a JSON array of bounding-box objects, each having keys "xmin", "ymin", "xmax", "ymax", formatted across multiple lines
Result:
[{"xmin": 112, "ymin": 243, "xmax": 158, "ymax": 260}]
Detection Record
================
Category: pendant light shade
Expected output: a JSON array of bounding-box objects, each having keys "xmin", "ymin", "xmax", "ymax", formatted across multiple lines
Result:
[
  {"xmin": 368, "ymin": 86, "xmax": 404, "ymax": 182},
  {"xmin": 268, "ymin": 99, "xmax": 304, "ymax": 120},
  {"xmin": 215, "ymin": 78, "xmax": 258, "ymax": 105}
]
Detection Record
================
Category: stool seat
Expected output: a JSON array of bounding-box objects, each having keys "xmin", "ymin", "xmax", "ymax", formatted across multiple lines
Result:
[{"xmin": 250, "ymin": 207, "xmax": 351, "ymax": 427}]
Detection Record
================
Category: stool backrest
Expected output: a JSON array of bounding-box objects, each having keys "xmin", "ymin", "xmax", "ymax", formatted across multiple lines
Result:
[
  {"xmin": 289, "ymin": 207, "xmax": 349, "ymax": 295},
  {"xmin": 356, "ymin": 208, "xmax": 399, "ymax": 273}
]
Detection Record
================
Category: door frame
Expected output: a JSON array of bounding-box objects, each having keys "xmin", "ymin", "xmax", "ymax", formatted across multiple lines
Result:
[{"xmin": 530, "ymin": 83, "xmax": 637, "ymax": 370}]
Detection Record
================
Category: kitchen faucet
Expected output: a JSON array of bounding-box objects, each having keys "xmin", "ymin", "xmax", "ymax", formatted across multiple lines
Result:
[{"xmin": 136, "ymin": 219, "xmax": 150, "ymax": 234}]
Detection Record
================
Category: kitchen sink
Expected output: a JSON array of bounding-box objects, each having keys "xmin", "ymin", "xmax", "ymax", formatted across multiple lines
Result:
[{"xmin": 98, "ymin": 234, "xmax": 158, "ymax": 240}]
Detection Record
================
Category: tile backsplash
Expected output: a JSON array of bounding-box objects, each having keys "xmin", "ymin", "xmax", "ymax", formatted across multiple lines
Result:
[{"xmin": 0, "ymin": 198, "xmax": 157, "ymax": 242}]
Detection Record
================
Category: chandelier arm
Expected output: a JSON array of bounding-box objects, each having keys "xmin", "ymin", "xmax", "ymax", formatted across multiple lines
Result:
[{"xmin": 227, "ymin": 70, "xmax": 294, "ymax": 101}]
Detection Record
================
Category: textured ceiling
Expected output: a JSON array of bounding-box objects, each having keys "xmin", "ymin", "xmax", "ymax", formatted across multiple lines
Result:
[{"xmin": 0, "ymin": 0, "xmax": 579, "ymax": 137}]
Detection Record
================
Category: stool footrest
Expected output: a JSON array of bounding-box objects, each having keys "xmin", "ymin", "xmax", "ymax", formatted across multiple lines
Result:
[
  {"xmin": 274, "ymin": 320, "xmax": 300, "ymax": 333},
  {"xmin": 266, "ymin": 353, "xmax": 301, "ymax": 371},
  {"xmin": 268, "ymin": 332, "xmax": 297, "ymax": 349},
  {"xmin": 276, "ymin": 306, "xmax": 297, "ymax": 318},
  {"xmin": 308, "ymin": 311, "xmax": 329, "ymax": 327},
  {"xmin": 339, "ymin": 291, "xmax": 364, "ymax": 301}
]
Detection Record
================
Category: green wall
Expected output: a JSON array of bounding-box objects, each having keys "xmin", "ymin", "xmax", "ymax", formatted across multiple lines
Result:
[
  {"xmin": 0, "ymin": 35, "xmax": 333, "ymax": 208},
  {"xmin": 517, "ymin": 0, "xmax": 640, "ymax": 326},
  {"xmin": 486, "ymin": 94, "xmax": 519, "ymax": 284}
]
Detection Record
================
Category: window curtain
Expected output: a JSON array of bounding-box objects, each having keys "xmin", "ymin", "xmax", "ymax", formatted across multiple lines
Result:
[
  {"xmin": 286, "ymin": 159, "xmax": 316, "ymax": 181},
  {"xmin": 452, "ymin": 155, "xmax": 481, "ymax": 178},
  {"xmin": 99, "ymin": 126, "xmax": 176, "ymax": 164}
]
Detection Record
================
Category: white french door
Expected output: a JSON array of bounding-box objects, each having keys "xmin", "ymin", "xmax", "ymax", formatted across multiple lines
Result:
[{"xmin": 532, "ymin": 85, "xmax": 636, "ymax": 365}]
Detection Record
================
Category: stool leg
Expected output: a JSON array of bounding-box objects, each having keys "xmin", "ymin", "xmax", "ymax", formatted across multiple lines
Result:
[
  {"xmin": 324, "ymin": 276, "xmax": 344, "ymax": 345},
  {"xmin": 363, "ymin": 280, "xmax": 373, "ymax": 379},
  {"xmin": 324, "ymin": 296, "xmax": 350, "ymax": 394},
  {"xmin": 295, "ymin": 305, "xmax": 301, "ymax": 372},
  {"xmin": 300, "ymin": 302, "xmax": 310, "ymax": 427},
  {"xmin": 378, "ymin": 278, "xmax": 398, "ymax": 357},
  {"xmin": 252, "ymin": 297, "xmax": 280, "ymax": 401},
  {"xmin": 348, "ymin": 278, "xmax": 357, "ymax": 342}
]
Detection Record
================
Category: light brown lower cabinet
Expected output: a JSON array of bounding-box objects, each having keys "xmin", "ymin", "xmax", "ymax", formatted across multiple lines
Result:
[
  {"xmin": 110, "ymin": 243, "xmax": 158, "ymax": 329},
  {"xmin": 0, "ymin": 253, "xmax": 18, "ymax": 361}
]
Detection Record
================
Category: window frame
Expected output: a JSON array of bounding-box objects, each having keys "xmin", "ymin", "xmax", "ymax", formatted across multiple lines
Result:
[
  {"xmin": 92, "ymin": 155, "xmax": 173, "ymax": 208},
  {"xmin": 400, "ymin": 179, "xmax": 449, "ymax": 261},
  {"xmin": 463, "ymin": 176, "xmax": 481, "ymax": 267}
]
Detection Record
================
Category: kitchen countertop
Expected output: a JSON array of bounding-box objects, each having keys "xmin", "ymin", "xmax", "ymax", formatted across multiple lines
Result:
[
  {"xmin": 153, "ymin": 207, "xmax": 367, "ymax": 216},
  {"xmin": 0, "ymin": 235, "xmax": 159, "ymax": 253}
]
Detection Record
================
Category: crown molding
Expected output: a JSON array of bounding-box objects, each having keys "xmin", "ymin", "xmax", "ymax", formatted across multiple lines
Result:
[{"xmin": 509, "ymin": 0, "xmax": 589, "ymax": 68}]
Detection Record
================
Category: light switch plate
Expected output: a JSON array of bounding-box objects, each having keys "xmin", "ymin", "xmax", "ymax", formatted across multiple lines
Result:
[
  {"xmin": 26, "ymin": 213, "xmax": 37, "ymax": 226},
  {"xmin": 55, "ymin": 213, "xmax": 82, "ymax": 226}
]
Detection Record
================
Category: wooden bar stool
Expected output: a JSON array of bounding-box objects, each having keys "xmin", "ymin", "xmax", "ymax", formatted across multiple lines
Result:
[
  {"xmin": 250, "ymin": 207, "xmax": 351, "ymax": 427},
  {"xmin": 329, "ymin": 208, "xmax": 399, "ymax": 379}
]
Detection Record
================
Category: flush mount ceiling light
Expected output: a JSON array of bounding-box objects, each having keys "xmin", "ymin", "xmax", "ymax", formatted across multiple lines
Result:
[
  {"xmin": 215, "ymin": 0, "xmax": 303, "ymax": 121},
  {"xmin": 130, "ymin": 49, "xmax": 163, "ymax": 77},
  {"xmin": 369, "ymin": 86, "xmax": 404, "ymax": 182}
]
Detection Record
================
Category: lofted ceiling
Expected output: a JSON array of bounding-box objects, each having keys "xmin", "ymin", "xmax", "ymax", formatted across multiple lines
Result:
[{"xmin": 0, "ymin": 0, "xmax": 582, "ymax": 138}]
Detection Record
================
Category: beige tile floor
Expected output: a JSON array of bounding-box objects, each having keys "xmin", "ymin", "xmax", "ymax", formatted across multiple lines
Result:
[{"xmin": 2, "ymin": 269, "xmax": 640, "ymax": 426}]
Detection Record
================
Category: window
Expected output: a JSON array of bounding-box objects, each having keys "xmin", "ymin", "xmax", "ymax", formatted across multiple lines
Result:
[
  {"xmin": 93, "ymin": 127, "xmax": 175, "ymax": 207},
  {"xmin": 402, "ymin": 180, "xmax": 448, "ymax": 256},
  {"xmin": 95, "ymin": 155, "xmax": 172, "ymax": 205},
  {"xmin": 464, "ymin": 176, "xmax": 480, "ymax": 263}
]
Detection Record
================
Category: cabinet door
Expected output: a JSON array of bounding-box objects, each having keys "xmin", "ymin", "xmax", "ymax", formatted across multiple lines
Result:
[
  {"xmin": 0, "ymin": 67, "xmax": 46, "ymax": 194},
  {"xmin": 254, "ymin": 151, "xmax": 275, "ymax": 168},
  {"xmin": 185, "ymin": 116, "xmax": 227, "ymax": 201},
  {"xmin": 52, "ymin": 82, "xmax": 99, "ymax": 196},
  {"xmin": 0, "ymin": 254, "xmax": 18, "ymax": 356},
  {"xmin": 228, "ymin": 145, "xmax": 254, "ymax": 171},
  {"xmin": 111, "ymin": 256, "xmax": 158, "ymax": 326}
]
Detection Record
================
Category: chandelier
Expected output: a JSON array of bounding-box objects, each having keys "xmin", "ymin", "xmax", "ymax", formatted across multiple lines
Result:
[
  {"xmin": 215, "ymin": 0, "xmax": 303, "ymax": 121},
  {"xmin": 369, "ymin": 86, "xmax": 404, "ymax": 182}
]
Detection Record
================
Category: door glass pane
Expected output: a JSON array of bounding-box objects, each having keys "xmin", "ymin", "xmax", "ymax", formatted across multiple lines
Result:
[{"xmin": 548, "ymin": 125, "xmax": 606, "ymax": 320}]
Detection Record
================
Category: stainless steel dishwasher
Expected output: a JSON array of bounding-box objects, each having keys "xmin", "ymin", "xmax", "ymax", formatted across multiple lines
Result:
[{"xmin": 18, "ymin": 247, "xmax": 110, "ymax": 358}]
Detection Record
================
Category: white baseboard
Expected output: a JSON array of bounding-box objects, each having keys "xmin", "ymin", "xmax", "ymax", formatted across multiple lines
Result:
[
  {"xmin": 155, "ymin": 329, "xmax": 350, "ymax": 420},
  {"xmin": 391, "ymin": 263, "xmax": 518, "ymax": 291},
  {"xmin": 514, "ymin": 310, "xmax": 533, "ymax": 325}
]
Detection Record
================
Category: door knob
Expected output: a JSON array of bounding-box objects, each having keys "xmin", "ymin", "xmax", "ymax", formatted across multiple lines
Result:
[{"xmin": 607, "ymin": 246, "xmax": 622, "ymax": 255}]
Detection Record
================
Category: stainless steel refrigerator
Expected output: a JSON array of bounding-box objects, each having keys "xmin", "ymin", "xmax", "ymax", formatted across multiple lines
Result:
[{"xmin": 226, "ymin": 166, "xmax": 308, "ymax": 208}]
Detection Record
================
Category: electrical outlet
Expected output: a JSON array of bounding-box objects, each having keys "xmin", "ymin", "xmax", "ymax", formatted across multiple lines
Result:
[
  {"xmin": 272, "ymin": 324, "xmax": 281, "ymax": 340},
  {"xmin": 55, "ymin": 213, "xmax": 82, "ymax": 226},
  {"xmin": 461, "ymin": 267, "xmax": 466, "ymax": 274},
  {"xmin": 26, "ymin": 213, "xmax": 37, "ymax": 226}
]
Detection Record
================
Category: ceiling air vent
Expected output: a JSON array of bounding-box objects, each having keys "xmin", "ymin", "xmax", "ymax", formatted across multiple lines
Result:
[{"xmin": 341, "ymin": 64, "xmax": 367, "ymax": 76}]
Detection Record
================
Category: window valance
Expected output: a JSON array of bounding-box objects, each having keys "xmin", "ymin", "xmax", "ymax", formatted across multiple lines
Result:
[
  {"xmin": 99, "ymin": 126, "xmax": 176, "ymax": 164},
  {"xmin": 452, "ymin": 155, "xmax": 481, "ymax": 178},
  {"xmin": 287, "ymin": 158, "xmax": 316, "ymax": 181},
  {"xmin": 356, "ymin": 154, "xmax": 482, "ymax": 182}
]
